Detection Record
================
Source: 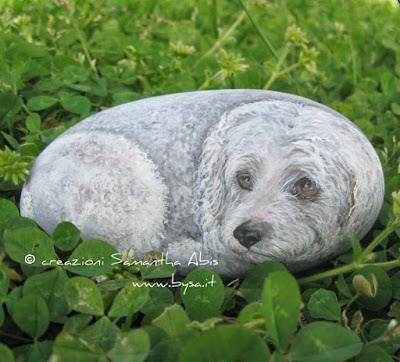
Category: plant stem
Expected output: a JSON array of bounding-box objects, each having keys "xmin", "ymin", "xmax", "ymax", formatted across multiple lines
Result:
[
  {"xmin": 343, "ymin": 0, "xmax": 357, "ymax": 87},
  {"xmin": 384, "ymin": 145, "xmax": 400, "ymax": 168},
  {"xmin": 198, "ymin": 70, "xmax": 222, "ymax": 90},
  {"xmin": 344, "ymin": 292, "xmax": 360, "ymax": 314},
  {"xmin": 73, "ymin": 22, "xmax": 99, "ymax": 78},
  {"xmin": 0, "ymin": 330, "xmax": 31, "ymax": 343},
  {"xmin": 122, "ymin": 304, "xmax": 137, "ymax": 332},
  {"xmin": 298, "ymin": 258, "xmax": 400, "ymax": 286},
  {"xmin": 278, "ymin": 62, "xmax": 302, "ymax": 76},
  {"xmin": 298, "ymin": 220, "xmax": 400, "ymax": 285},
  {"xmin": 192, "ymin": 11, "xmax": 246, "ymax": 70},
  {"xmin": 297, "ymin": 262, "xmax": 360, "ymax": 285},
  {"xmin": 244, "ymin": 318, "xmax": 265, "ymax": 330},
  {"xmin": 263, "ymin": 44, "xmax": 290, "ymax": 90},
  {"xmin": 83, "ymin": 0, "xmax": 106, "ymax": 28},
  {"xmin": 370, "ymin": 259, "xmax": 400, "ymax": 270},
  {"xmin": 22, "ymin": 104, "xmax": 31, "ymax": 115},
  {"xmin": 238, "ymin": 0, "xmax": 279, "ymax": 61},
  {"xmin": 356, "ymin": 223, "xmax": 399, "ymax": 263}
]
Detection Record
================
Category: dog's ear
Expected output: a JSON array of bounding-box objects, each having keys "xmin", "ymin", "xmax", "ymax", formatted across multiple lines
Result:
[
  {"xmin": 313, "ymin": 138, "xmax": 357, "ymax": 230},
  {"xmin": 337, "ymin": 172, "xmax": 356, "ymax": 228},
  {"xmin": 193, "ymin": 104, "xmax": 269, "ymax": 244},
  {"xmin": 194, "ymin": 113, "xmax": 231, "ymax": 240}
]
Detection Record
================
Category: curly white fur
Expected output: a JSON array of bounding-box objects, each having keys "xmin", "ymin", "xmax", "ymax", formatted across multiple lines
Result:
[{"xmin": 20, "ymin": 90, "xmax": 384, "ymax": 277}]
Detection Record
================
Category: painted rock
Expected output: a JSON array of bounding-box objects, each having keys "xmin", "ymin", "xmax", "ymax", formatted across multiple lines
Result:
[{"xmin": 20, "ymin": 90, "xmax": 384, "ymax": 277}]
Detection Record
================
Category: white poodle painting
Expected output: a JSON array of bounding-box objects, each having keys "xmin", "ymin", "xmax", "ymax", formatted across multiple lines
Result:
[{"xmin": 20, "ymin": 90, "xmax": 384, "ymax": 277}]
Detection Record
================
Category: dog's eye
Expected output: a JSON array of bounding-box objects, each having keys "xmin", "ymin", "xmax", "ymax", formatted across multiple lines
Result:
[
  {"xmin": 236, "ymin": 171, "xmax": 253, "ymax": 191},
  {"xmin": 295, "ymin": 177, "xmax": 318, "ymax": 198}
]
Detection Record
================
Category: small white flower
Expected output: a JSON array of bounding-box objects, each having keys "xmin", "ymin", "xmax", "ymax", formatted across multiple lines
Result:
[{"xmin": 388, "ymin": 319, "xmax": 398, "ymax": 331}]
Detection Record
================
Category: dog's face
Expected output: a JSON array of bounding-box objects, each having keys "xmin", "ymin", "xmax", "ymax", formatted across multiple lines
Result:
[{"xmin": 198, "ymin": 101, "xmax": 384, "ymax": 272}]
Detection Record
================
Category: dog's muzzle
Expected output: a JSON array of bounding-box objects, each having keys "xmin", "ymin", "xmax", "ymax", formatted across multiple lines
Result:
[{"xmin": 233, "ymin": 221, "xmax": 269, "ymax": 248}]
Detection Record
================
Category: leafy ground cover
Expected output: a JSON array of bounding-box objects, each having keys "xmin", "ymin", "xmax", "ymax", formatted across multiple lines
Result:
[{"xmin": 0, "ymin": 0, "xmax": 400, "ymax": 360}]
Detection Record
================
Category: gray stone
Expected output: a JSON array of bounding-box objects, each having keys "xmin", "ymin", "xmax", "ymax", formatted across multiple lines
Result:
[{"xmin": 20, "ymin": 90, "xmax": 384, "ymax": 277}]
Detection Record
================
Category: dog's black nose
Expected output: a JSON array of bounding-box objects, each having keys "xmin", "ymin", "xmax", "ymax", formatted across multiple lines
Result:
[{"xmin": 233, "ymin": 222, "xmax": 262, "ymax": 248}]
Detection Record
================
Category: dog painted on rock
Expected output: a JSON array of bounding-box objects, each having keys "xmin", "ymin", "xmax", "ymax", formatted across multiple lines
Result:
[{"xmin": 20, "ymin": 90, "xmax": 384, "ymax": 277}]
